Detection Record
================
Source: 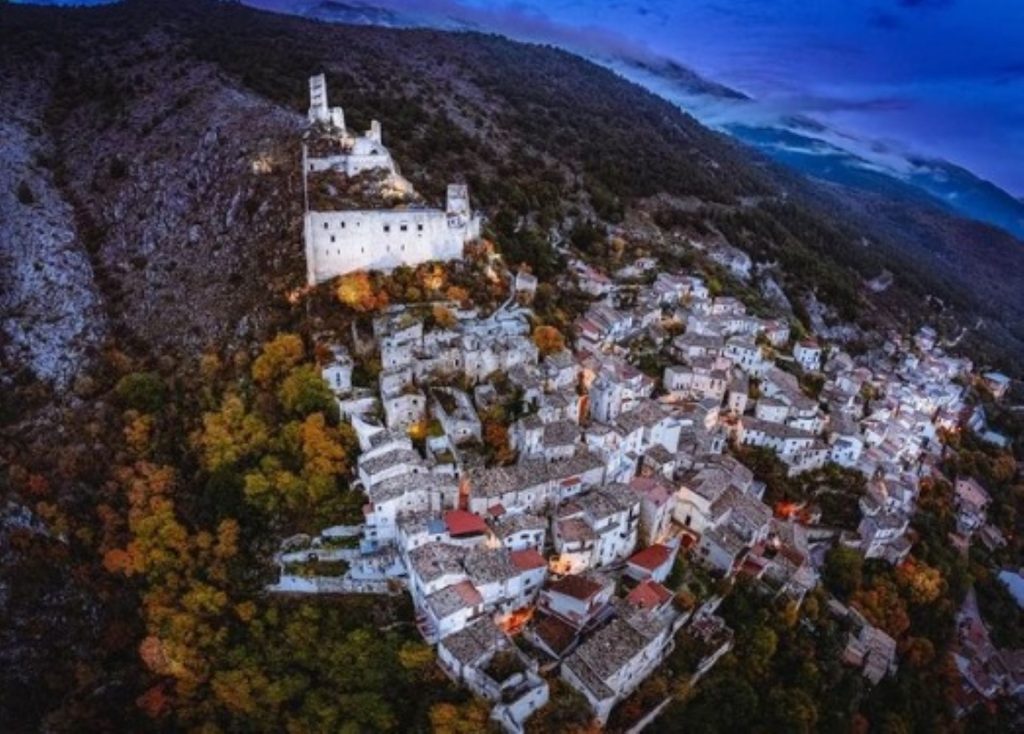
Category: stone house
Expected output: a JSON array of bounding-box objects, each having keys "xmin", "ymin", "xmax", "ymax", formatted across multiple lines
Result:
[{"xmin": 561, "ymin": 602, "xmax": 683, "ymax": 724}]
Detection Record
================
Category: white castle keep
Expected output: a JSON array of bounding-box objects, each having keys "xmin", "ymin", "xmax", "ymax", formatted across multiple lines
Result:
[{"xmin": 302, "ymin": 74, "xmax": 481, "ymax": 285}]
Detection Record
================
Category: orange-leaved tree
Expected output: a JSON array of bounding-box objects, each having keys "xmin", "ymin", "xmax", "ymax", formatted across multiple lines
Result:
[{"xmin": 532, "ymin": 325, "xmax": 566, "ymax": 356}]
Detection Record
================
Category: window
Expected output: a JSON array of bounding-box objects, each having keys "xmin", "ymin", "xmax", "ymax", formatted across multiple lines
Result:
[
  {"xmin": 330, "ymin": 235, "xmax": 336, "ymax": 243},
  {"xmin": 341, "ymin": 221, "xmax": 346, "ymax": 228},
  {"xmin": 383, "ymin": 224, "xmax": 390, "ymax": 233},
  {"xmin": 417, "ymin": 223, "xmax": 424, "ymax": 232},
  {"xmin": 323, "ymin": 222, "xmax": 329, "ymax": 230},
  {"xmin": 400, "ymin": 224, "xmax": 408, "ymax": 232}
]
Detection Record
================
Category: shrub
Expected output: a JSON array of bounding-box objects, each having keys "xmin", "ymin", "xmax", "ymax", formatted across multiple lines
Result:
[
  {"xmin": 114, "ymin": 372, "xmax": 166, "ymax": 413},
  {"xmin": 16, "ymin": 180, "xmax": 35, "ymax": 205}
]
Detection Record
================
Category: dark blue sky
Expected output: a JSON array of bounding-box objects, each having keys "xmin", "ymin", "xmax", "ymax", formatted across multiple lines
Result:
[{"xmin": 26, "ymin": 0, "xmax": 1024, "ymax": 195}]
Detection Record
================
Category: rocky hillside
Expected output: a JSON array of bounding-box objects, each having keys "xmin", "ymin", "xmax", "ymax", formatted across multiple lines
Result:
[
  {"xmin": 0, "ymin": 49, "xmax": 104, "ymax": 390},
  {"xmin": 1, "ymin": 4, "xmax": 307, "ymax": 393}
]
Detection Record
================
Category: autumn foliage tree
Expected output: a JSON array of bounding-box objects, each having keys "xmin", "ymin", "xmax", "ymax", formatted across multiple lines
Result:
[
  {"xmin": 483, "ymin": 421, "xmax": 516, "ymax": 466},
  {"xmin": 851, "ymin": 576, "xmax": 911, "ymax": 639},
  {"xmin": 532, "ymin": 324, "xmax": 566, "ymax": 356},
  {"xmin": 250, "ymin": 333, "xmax": 304, "ymax": 387},
  {"xmin": 337, "ymin": 270, "xmax": 389, "ymax": 312}
]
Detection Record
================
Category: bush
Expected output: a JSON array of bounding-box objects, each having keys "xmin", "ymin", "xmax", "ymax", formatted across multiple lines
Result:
[
  {"xmin": 109, "ymin": 158, "xmax": 128, "ymax": 179},
  {"xmin": 16, "ymin": 180, "xmax": 35, "ymax": 205},
  {"xmin": 114, "ymin": 371, "xmax": 166, "ymax": 413}
]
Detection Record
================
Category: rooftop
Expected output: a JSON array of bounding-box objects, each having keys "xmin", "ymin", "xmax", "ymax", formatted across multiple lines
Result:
[
  {"xmin": 367, "ymin": 473, "xmax": 452, "ymax": 505},
  {"xmin": 359, "ymin": 447, "xmax": 424, "ymax": 477},
  {"xmin": 629, "ymin": 476, "xmax": 675, "ymax": 507},
  {"xmin": 574, "ymin": 483, "xmax": 639, "ymax": 521},
  {"xmin": 626, "ymin": 579, "xmax": 673, "ymax": 610},
  {"xmin": 627, "ymin": 544, "xmax": 673, "ymax": 572},
  {"xmin": 408, "ymin": 542, "xmax": 465, "ymax": 584},
  {"xmin": 464, "ymin": 547, "xmax": 521, "ymax": 584},
  {"xmin": 427, "ymin": 579, "xmax": 483, "ymax": 620},
  {"xmin": 490, "ymin": 512, "xmax": 547, "ymax": 539},
  {"xmin": 547, "ymin": 574, "xmax": 604, "ymax": 601},
  {"xmin": 563, "ymin": 607, "xmax": 671, "ymax": 699},
  {"xmin": 440, "ymin": 615, "xmax": 506, "ymax": 667},
  {"xmin": 510, "ymin": 548, "xmax": 547, "ymax": 571},
  {"xmin": 444, "ymin": 509, "xmax": 488, "ymax": 537}
]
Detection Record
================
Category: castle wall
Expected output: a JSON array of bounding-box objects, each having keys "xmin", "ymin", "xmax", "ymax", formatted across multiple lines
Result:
[
  {"xmin": 305, "ymin": 208, "xmax": 476, "ymax": 284},
  {"xmin": 307, "ymin": 151, "xmax": 396, "ymax": 177}
]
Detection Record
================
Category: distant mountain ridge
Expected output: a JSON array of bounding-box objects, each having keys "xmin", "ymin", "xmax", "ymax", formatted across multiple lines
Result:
[{"xmin": 721, "ymin": 123, "xmax": 1024, "ymax": 240}]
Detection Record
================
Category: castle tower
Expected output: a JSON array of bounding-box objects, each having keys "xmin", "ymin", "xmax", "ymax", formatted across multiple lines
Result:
[
  {"xmin": 308, "ymin": 73, "xmax": 329, "ymax": 124},
  {"xmin": 308, "ymin": 73, "xmax": 345, "ymax": 130},
  {"xmin": 446, "ymin": 184, "xmax": 471, "ymax": 220}
]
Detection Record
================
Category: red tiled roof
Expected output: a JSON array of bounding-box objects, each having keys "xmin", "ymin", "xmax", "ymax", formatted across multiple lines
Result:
[
  {"xmin": 548, "ymin": 574, "xmax": 602, "ymax": 601},
  {"xmin": 487, "ymin": 503, "xmax": 506, "ymax": 517},
  {"xmin": 510, "ymin": 548, "xmax": 547, "ymax": 571},
  {"xmin": 452, "ymin": 579, "xmax": 483, "ymax": 605},
  {"xmin": 627, "ymin": 579, "xmax": 673, "ymax": 610},
  {"xmin": 444, "ymin": 510, "xmax": 487, "ymax": 537},
  {"xmin": 627, "ymin": 543, "xmax": 672, "ymax": 571}
]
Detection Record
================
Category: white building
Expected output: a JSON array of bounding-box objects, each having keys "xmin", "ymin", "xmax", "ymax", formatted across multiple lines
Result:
[
  {"xmin": 304, "ymin": 187, "xmax": 480, "ymax": 285},
  {"xmin": 794, "ymin": 340, "xmax": 823, "ymax": 372},
  {"xmin": 320, "ymin": 344, "xmax": 354, "ymax": 396},
  {"xmin": 432, "ymin": 387, "xmax": 482, "ymax": 445},
  {"xmin": 437, "ymin": 617, "xmax": 549, "ymax": 733},
  {"xmin": 552, "ymin": 484, "xmax": 640, "ymax": 573},
  {"xmin": 363, "ymin": 473, "xmax": 459, "ymax": 544},
  {"xmin": 561, "ymin": 603, "xmax": 683, "ymax": 724},
  {"xmin": 628, "ymin": 476, "xmax": 677, "ymax": 546}
]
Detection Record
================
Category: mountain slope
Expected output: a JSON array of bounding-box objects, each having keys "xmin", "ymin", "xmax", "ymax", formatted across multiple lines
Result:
[{"xmin": 1, "ymin": 0, "xmax": 1023, "ymax": 380}]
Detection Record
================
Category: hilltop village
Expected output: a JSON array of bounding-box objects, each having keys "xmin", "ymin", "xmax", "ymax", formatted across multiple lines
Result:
[{"xmin": 274, "ymin": 77, "xmax": 1022, "ymax": 731}]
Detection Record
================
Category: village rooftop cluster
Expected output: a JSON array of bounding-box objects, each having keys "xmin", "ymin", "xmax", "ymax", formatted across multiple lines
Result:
[{"xmin": 269, "ymin": 77, "xmax": 1021, "ymax": 731}]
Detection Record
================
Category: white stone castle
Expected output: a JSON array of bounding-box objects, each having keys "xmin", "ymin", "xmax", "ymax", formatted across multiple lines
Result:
[{"xmin": 302, "ymin": 74, "xmax": 481, "ymax": 285}]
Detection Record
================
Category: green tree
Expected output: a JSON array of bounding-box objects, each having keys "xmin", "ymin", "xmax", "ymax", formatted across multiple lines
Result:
[
  {"xmin": 766, "ymin": 687, "xmax": 819, "ymax": 734},
  {"xmin": 115, "ymin": 372, "xmax": 166, "ymax": 413},
  {"xmin": 278, "ymin": 365, "xmax": 337, "ymax": 418},
  {"xmin": 824, "ymin": 545, "xmax": 864, "ymax": 599}
]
